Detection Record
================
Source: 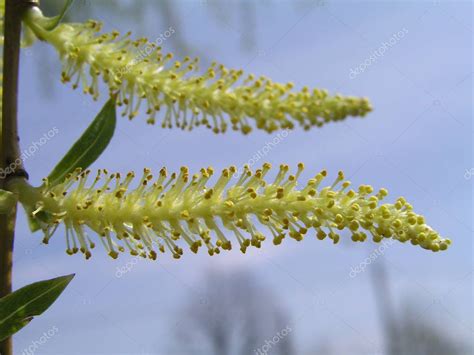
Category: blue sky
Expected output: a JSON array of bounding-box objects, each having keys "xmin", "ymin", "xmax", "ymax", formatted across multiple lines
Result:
[{"xmin": 12, "ymin": 1, "xmax": 472, "ymax": 354}]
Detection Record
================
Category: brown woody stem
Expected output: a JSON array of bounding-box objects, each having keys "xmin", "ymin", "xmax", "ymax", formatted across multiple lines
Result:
[{"xmin": 1, "ymin": 1, "xmax": 33, "ymax": 354}]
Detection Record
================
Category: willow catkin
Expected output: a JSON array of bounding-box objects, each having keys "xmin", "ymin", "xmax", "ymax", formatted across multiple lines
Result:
[
  {"xmin": 26, "ymin": 164, "xmax": 450, "ymax": 260},
  {"xmin": 24, "ymin": 9, "xmax": 372, "ymax": 134}
]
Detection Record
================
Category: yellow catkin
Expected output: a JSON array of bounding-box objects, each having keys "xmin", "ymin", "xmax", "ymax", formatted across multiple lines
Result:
[
  {"xmin": 26, "ymin": 164, "xmax": 450, "ymax": 260},
  {"xmin": 24, "ymin": 8, "xmax": 372, "ymax": 134}
]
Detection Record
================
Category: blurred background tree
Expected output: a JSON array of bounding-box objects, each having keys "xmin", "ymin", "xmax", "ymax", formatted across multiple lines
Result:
[
  {"xmin": 392, "ymin": 303, "xmax": 467, "ymax": 355},
  {"xmin": 168, "ymin": 270, "xmax": 295, "ymax": 355},
  {"xmin": 370, "ymin": 260, "xmax": 468, "ymax": 355},
  {"xmin": 37, "ymin": 0, "xmax": 323, "ymax": 56}
]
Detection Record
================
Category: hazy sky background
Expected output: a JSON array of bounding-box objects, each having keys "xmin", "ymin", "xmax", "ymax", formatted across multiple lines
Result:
[{"xmin": 12, "ymin": 0, "xmax": 472, "ymax": 354}]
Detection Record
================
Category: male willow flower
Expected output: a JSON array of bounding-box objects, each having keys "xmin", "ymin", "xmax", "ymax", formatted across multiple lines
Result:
[
  {"xmin": 20, "ymin": 164, "xmax": 450, "ymax": 260},
  {"xmin": 24, "ymin": 8, "xmax": 372, "ymax": 134}
]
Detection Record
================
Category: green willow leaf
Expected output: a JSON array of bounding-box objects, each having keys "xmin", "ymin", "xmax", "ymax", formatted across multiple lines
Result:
[
  {"xmin": 25, "ymin": 208, "xmax": 54, "ymax": 233},
  {"xmin": 35, "ymin": 0, "xmax": 75, "ymax": 31},
  {"xmin": 0, "ymin": 274, "xmax": 74, "ymax": 341},
  {"xmin": 47, "ymin": 97, "xmax": 116, "ymax": 186},
  {"xmin": 26, "ymin": 211, "xmax": 41, "ymax": 232}
]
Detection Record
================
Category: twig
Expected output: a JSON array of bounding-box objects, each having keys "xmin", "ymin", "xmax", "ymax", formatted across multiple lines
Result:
[{"xmin": 0, "ymin": 1, "xmax": 33, "ymax": 354}]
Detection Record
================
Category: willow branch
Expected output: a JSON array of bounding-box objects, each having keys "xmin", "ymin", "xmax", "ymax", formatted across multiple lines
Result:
[{"xmin": 0, "ymin": 1, "xmax": 33, "ymax": 354}]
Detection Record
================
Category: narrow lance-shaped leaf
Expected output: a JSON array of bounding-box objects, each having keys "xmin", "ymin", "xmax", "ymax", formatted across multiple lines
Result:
[
  {"xmin": 47, "ymin": 96, "xmax": 116, "ymax": 186},
  {"xmin": 23, "ymin": 0, "xmax": 75, "ymax": 31},
  {"xmin": 24, "ymin": 97, "xmax": 115, "ymax": 232},
  {"xmin": 0, "ymin": 274, "xmax": 74, "ymax": 341}
]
